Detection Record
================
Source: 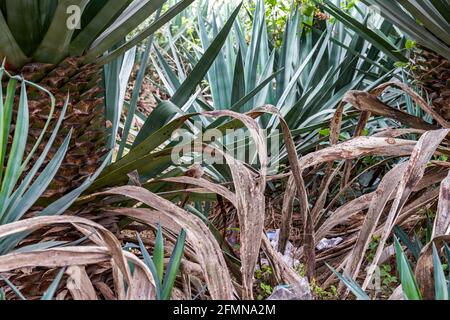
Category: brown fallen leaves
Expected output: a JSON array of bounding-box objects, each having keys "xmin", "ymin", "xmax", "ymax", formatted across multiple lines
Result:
[{"xmin": 1, "ymin": 82, "xmax": 449, "ymax": 301}]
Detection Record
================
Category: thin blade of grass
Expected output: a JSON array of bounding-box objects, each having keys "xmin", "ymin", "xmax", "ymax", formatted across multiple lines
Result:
[
  {"xmin": 41, "ymin": 268, "xmax": 65, "ymax": 300},
  {"xmin": 161, "ymin": 229, "xmax": 186, "ymax": 300}
]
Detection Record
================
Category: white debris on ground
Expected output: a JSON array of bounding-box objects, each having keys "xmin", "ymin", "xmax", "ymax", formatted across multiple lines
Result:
[
  {"xmin": 264, "ymin": 229, "xmax": 312, "ymax": 300},
  {"xmin": 316, "ymin": 237, "xmax": 343, "ymax": 251},
  {"xmin": 267, "ymin": 280, "xmax": 312, "ymax": 300},
  {"xmin": 266, "ymin": 229, "xmax": 301, "ymax": 268}
]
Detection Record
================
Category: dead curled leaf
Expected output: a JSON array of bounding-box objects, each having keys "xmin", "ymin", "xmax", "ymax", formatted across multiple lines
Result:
[
  {"xmin": 0, "ymin": 216, "xmax": 158, "ymax": 300},
  {"xmin": 0, "ymin": 246, "xmax": 111, "ymax": 273},
  {"xmin": 99, "ymin": 186, "xmax": 235, "ymax": 300},
  {"xmin": 261, "ymin": 234, "xmax": 308, "ymax": 292},
  {"xmin": 298, "ymin": 136, "xmax": 417, "ymax": 170},
  {"xmin": 343, "ymin": 91, "xmax": 439, "ymax": 131},
  {"xmin": 317, "ymin": 127, "xmax": 448, "ymax": 292},
  {"xmin": 372, "ymin": 81, "xmax": 450, "ymax": 129},
  {"xmin": 413, "ymin": 172, "xmax": 450, "ymax": 300},
  {"xmin": 266, "ymin": 135, "xmax": 417, "ymax": 279},
  {"xmin": 317, "ymin": 167, "xmax": 447, "ymax": 248},
  {"xmin": 415, "ymin": 235, "xmax": 450, "ymax": 300},
  {"xmin": 344, "ymin": 79, "xmax": 450, "ymax": 131},
  {"xmin": 202, "ymin": 110, "xmax": 268, "ymax": 300},
  {"xmin": 362, "ymin": 129, "xmax": 449, "ymax": 289},
  {"xmin": 0, "ymin": 216, "xmax": 131, "ymax": 283},
  {"xmin": 66, "ymin": 266, "xmax": 98, "ymax": 300},
  {"xmin": 251, "ymin": 105, "xmax": 314, "ymax": 280},
  {"xmin": 432, "ymin": 172, "xmax": 450, "ymax": 238},
  {"xmin": 160, "ymin": 177, "xmax": 237, "ymax": 206},
  {"xmin": 343, "ymin": 162, "xmax": 408, "ymax": 283}
]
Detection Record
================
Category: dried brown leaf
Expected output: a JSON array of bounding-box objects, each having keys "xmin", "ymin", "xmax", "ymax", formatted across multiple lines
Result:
[
  {"xmin": 66, "ymin": 266, "xmax": 98, "ymax": 300},
  {"xmin": 160, "ymin": 177, "xmax": 237, "ymax": 206},
  {"xmin": 363, "ymin": 129, "xmax": 449, "ymax": 289},
  {"xmin": 373, "ymin": 81, "xmax": 450, "ymax": 128},
  {"xmin": 99, "ymin": 186, "xmax": 235, "ymax": 300},
  {"xmin": 343, "ymin": 91, "xmax": 439, "ymax": 131},
  {"xmin": 432, "ymin": 172, "xmax": 450, "ymax": 238},
  {"xmin": 344, "ymin": 162, "xmax": 408, "ymax": 282},
  {"xmin": 251, "ymin": 105, "xmax": 314, "ymax": 279},
  {"xmin": 0, "ymin": 216, "xmax": 131, "ymax": 284},
  {"xmin": 415, "ymin": 235, "xmax": 450, "ymax": 299}
]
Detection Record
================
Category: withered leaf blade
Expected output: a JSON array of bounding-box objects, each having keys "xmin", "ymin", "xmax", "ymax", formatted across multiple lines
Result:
[
  {"xmin": 432, "ymin": 172, "xmax": 450, "ymax": 238},
  {"xmin": 363, "ymin": 129, "xmax": 449, "ymax": 289},
  {"xmin": 99, "ymin": 186, "xmax": 235, "ymax": 300},
  {"xmin": 343, "ymin": 90, "xmax": 439, "ymax": 131}
]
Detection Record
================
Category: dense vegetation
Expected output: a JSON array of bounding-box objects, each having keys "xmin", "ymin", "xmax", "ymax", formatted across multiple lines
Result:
[{"xmin": 0, "ymin": 0, "xmax": 449, "ymax": 300}]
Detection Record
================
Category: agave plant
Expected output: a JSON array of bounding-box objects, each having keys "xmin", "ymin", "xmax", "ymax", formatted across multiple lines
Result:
[
  {"xmin": 88, "ymin": 2, "xmax": 245, "ymax": 190},
  {"xmin": 360, "ymin": 0, "xmax": 450, "ymax": 60},
  {"xmin": 0, "ymin": 0, "xmax": 195, "ymax": 198},
  {"xmin": 0, "ymin": 64, "xmax": 72, "ymax": 226},
  {"xmin": 273, "ymin": 1, "xmax": 450, "ymax": 290},
  {"xmin": 0, "ymin": 64, "xmax": 112, "ymax": 256},
  {"xmin": 1, "ymin": 0, "xmax": 447, "ymax": 302},
  {"xmin": 362, "ymin": 0, "xmax": 450, "ymax": 126},
  {"xmin": 321, "ymin": 0, "xmax": 450, "ymax": 123},
  {"xmin": 0, "ymin": 67, "xmax": 134, "ymax": 299},
  {"xmin": 135, "ymin": 225, "xmax": 186, "ymax": 300},
  {"xmin": 137, "ymin": 0, "xmax": 399, "ymax": 175},
  {"xmin": 92, "ymin": 1, "xmax": 438, "ymax": 293}
]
